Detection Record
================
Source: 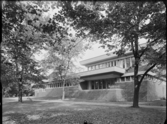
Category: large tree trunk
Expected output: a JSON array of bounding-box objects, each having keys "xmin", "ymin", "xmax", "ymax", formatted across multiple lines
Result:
[
  {"xmin": 18, "ymin": 81, "xmax": 23, "ymax": 102},
  {"xmin": 132, "ymin": 82, "xmax": 140, "ymax": 107},
  {"xmin": 132, "ymin": 56, "xmax": 140, "ymax": 107}
]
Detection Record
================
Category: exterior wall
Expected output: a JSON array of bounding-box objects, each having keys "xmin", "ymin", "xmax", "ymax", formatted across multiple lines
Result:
[
  {"xmin": 35, "ymin": 86, "xmax": 79, "ymax": 98},
  {"xmin": 34, "ymin": 79, "xmax": 166, "ymax": 102},
  {"xmin": 74, "ymin": 89, "xmax": 125, "ymax": 102},
  {"xmin": 147, "ymin": 79, "xmax": 166, "ymax": 101},
  {"xmin": 119, "ymin": 81, "xmax": 147, "ymax": 101}
]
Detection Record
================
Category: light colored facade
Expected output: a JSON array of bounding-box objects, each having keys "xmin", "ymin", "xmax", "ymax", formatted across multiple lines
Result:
[
  {"xmin": 78, "ymin": 51, "xmax": 166, "ymax": 101},
  {"xmin": 78, "ymin": 52, "xmax": 152, "ymax": 89},
  {"xmin": 34, "ymin": 50, "xmax": 166, "ymax": 101}
]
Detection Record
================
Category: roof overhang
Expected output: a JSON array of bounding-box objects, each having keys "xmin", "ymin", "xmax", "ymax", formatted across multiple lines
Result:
[
  {"xmin": 80, "ymin": 52, "xmax": 133, "ymax": 66},
  {"xmin": 122, "ymin": 71, "xmax": 156, "ymax": 77},
  {"xmin": 80, "ymin": 72, "xmax": 122, "ymax": 81},
  {"xmin": 78, "ymin": 66, "xmax": 125, "ymax": 77}
]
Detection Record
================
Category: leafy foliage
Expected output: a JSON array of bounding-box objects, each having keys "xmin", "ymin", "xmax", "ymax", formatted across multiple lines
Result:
[
  {"xmin": 57, "ymin": 1, "xmax": 166, "ymax": 107},
  {"xmin": 2, "ymin": 1, "xmax": 48, "ymax": 101}
]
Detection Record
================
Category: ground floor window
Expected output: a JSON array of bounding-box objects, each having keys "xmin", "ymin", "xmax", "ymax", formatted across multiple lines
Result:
[
  {"xmin": 89, "ymin": 78, "xmax": 117, "ymax": 90},
  {"xmin": 47, "ymin": 82, "xmax": 72, "ymax": 88}
]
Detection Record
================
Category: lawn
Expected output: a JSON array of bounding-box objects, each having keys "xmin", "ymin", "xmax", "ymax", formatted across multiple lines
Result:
[{"xmin": 3, "ymin": 98, "xmax": 166, "ymax": 124}]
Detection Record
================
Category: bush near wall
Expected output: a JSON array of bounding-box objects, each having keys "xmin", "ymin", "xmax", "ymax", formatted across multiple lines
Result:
[{"xmin": 119, "ymin": 81, "xmax": 148, "ymax": 101}]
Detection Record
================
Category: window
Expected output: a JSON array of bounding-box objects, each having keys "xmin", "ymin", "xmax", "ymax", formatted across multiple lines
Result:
[
  {"xmin": 99, "ymin": 81, "xmax": 102, "ymax": 89},
  {"xmin": 105, "ymin": 63, "xmax": 108, "ymax": 68},
  {"xmin": 117, "ymin": 59, "xmax": 124, "ymax": 68},
  {"xmin": 96, "ymin": 65, "xmax": 98, "ymax": 69},
  {"xmin": 116, "ymin": 60, "xmax": 119, "ymax": 67},
  {"xmin": 110, "ymin": 61, "xmax": 113, "ymax": 67},
  {"xmin": 102, "ymin": 63, "xmax": 106, "ymax": 68},
  {"xmin": 123, "ymin": 59, "xmax": 125, "ymax": 68},
  {"xmin": 103, "ymin": 80, "xmax": 106, "ymax": 89},
  {"xmin": 121, "ymin": 77, "xmax": 125, "ymax": 82},
  {"xmin": 108, "ymin": 62, "xmax": 110, "ymax": 67},
  {"xmin": 114, "ymin": 61, "xmax": 117, "ymax": 66},
  {"xmin": 126, "ymin": 58, "xmax": 131, "ymax": 68},
  {"xmin": 106, "ymin": 62, "xmax": 108, "ymax": 67},
  {"xmin": 131, "ymin": 57, "xmax": 135, "ymax": 65},
  {"xmin": 126, "ymin": 76, "xmax": 130, "ymax": 81},
  {"xmin": 95, "ymin": 81, "xmax": 99, "ymax": 89},
  {"xmin": 91, "ymin": 81, "xmax": 95, "ymax": 89},
  {"xmin": 100, "ymin": 64, "xmax": 103, "ymax": 68}
]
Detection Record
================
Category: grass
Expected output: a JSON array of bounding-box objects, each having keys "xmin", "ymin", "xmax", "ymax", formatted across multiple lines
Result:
[
  {"xmin": 3, "ymin": 98, "xmax": 166, "ymax": 124},
  {"xmin": 31, "ymin": 97, "xmax": 166, "ymax": 107}
]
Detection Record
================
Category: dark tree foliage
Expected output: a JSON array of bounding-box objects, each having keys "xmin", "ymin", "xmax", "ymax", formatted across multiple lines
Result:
[
  {"xmin": 2, "ymin": 1, "xmax": 47, "ymax": 102},
  {"xmin": 57, "ymin": 1, "xmax": 166, "ymax": 107}
]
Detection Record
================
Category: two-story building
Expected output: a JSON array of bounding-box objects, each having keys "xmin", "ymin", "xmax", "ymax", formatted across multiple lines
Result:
[
  {"xmin": 77, "ymin": 48, "xmax": 166, "ymax": 101},
  {"xmin": 34, "ymin": 46, "xmax": 166, "ymax": 101}
]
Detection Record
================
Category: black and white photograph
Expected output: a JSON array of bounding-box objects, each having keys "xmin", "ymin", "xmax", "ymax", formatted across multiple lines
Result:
[{"xmin": 2, "ymin": 1, "xmax": 166, "ymax": 124}]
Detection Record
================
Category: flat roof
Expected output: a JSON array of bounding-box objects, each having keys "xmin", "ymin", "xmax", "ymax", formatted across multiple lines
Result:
[
  {"xmin": 80, "ymin": 43, "xmax": 147, "ymax": 66},
  {"xmin": 80, "ymin": 51, "xmax": 132, "ymax": 66}
]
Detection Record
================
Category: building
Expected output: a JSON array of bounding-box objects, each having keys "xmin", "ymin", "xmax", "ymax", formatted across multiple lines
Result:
[
  {"xmin": 78, "ymin": 51, "xmax": 166, "ymax": 101},
  {"xmin": 34, "ymin": 46, "xmax": 166, "ymax": 101}
]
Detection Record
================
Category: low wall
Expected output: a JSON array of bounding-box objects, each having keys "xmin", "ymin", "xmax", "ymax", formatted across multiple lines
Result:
[
  {"xmin": 74, "ymin": 89, "xmax": 125, "ymax": 102},
  {"xmin": 34, "ymin": 80, "xmax": 166, "ymax": 102},
  {"xmin": 119, "ymin": 81, "xmax": 147, "ymax": 102},
  {"xmin": 35, "ymin": 86, "xmax": 79, "ymax": 98},
  {"xmin": 147, "ymin": 79, "xmax": 166, "ymax": 101}
]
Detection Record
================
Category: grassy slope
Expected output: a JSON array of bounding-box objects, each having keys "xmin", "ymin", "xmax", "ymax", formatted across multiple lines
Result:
[{"xmin": 3, "ymin": 100, "xmax": 166, "ymax": 124}]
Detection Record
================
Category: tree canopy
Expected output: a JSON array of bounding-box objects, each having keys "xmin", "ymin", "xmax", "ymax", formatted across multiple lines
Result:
[{"xmin": 56, "ymin": 1, "xmax": 166, "ymax": 107}]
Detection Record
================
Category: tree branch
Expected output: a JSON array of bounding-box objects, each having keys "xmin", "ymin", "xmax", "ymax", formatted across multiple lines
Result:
[
  {"xmin": 138, "ymin": 52, "xmax": 166, "ymax": 85},
  {"xmin": 138, "ymin": 63, "xmax": 156, "ymax": 86},
  {"xmin": 130, "ymin": 41, "xmax": 135, "ymax": 56}
]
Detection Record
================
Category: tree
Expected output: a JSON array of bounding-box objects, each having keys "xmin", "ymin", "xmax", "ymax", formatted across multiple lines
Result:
[
  {"xmin": 41, "ymin": 37, "xmax": 89, "ymax": 100},
  {"xmin": 2, "ymin": 1, "xmax": 47, "ymax": 102},
  {"xmin": 57, "ymin": 1, "xmax": 166, "ymax": 107}
]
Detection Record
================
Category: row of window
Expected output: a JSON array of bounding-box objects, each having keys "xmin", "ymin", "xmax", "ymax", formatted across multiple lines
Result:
[
  {"xmin": 92, "ymin": 79, "xmax": 119, "ymax": 89},
  {"xmin": 87, "ymin": 57, "xmax": 133, "ymax": 71},
  {"xmin": 118, "ymin": 75, "xmax": 155, "ymax": 82},
  {"xmin": 88, "ymin": 75, "xmax": 155, "ymax": 90},
  {"xmin": 47, "ymin": 83, "xmax": 72, "ymax": 88},
  {"xmin": 35, "ymin": 83, "xmax": 73, "ymax": 89}
]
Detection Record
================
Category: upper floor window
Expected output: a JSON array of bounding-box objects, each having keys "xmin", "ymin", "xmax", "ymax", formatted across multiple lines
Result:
[
  {"xmin": 96, "ymin": 65, "xmax": 99, "ymax": 69},
  {"xmin": 108, "ymin": 62, "xmax": 110, "ymax": 67},
  {"xmin": 126, "ymin": 58, "xmax": 131, "ymax": 68},
  {"xmin": 92, "ymin": 65, "xmax": 95, "ymax": 70},
  {"xmin": 110, "ymin": 61, "xmax": 113, "ymax": 67},
  {"xmin": 117, "ymin": 59, "xmax": 124, "ymax": 68},
  {"xmin": 123, "ymin": 59, "xmax": 125, "ymax": 68},
  {"xmin": 131, "ymin": 57, "xmax": 135, "ymax": 65},
  {"xmin": 114, "ymin": 61, "xmax": 117, "ymax": 66}
]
